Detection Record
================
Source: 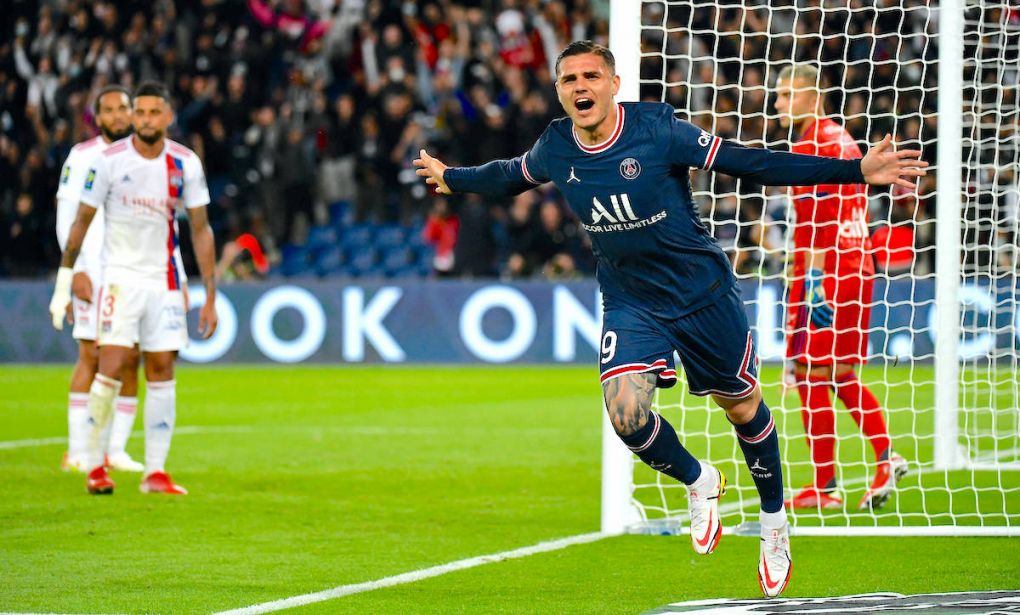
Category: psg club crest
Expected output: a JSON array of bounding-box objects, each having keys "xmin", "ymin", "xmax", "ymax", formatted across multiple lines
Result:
[{"xmin": 619, "ymin": 157, "xmax": 640, "ymax": 180}]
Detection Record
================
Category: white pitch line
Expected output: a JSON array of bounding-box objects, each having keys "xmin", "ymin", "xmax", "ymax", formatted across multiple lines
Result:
[
  {"xmin": 0, "ymin": 426, "xmax": 257, "ymax": 451},
  {"xmin": 0, "ymin": 436, "xmax": 67, "ymax": 451},
  {"xmin": 212, "ymin": 531, "xmax": 609, "ymax": 615},
  {"xmin": 0, "ymin": 425, "xmax": 573, "ymax": 452}
]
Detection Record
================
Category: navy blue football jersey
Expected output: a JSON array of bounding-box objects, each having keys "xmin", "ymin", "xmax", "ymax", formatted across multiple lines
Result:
[{"xmin": 444, "ymin": 101, "xmax": 863, "ymax": 320}]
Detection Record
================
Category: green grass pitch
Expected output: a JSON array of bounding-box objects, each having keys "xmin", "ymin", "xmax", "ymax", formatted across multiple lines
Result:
[{"xmin": 1, "ymin": 365, "xmax": 1017, "ymax": 614}]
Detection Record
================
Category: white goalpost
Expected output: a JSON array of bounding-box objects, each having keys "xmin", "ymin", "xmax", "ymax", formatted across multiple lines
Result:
[{"xmin": 603, "ymin": 0, "xmax": 1020, "ymax": 536}]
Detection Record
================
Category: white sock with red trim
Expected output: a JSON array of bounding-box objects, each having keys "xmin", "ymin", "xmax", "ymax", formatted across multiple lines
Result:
[
  {"xmin": 67, "ymin": 393, "xmax": 90, "ymax": 460},
  {"xmin": 760, "ymin": 508, "xmax": 788, "ymax": 529},
  {"xmin": 107, "ymin": 396, "xmax": 138, "ymax": 456},
  {"xmin": 688, "ymin": 460, "xmax": 717, "ymax": 494},
  {"xmin": 144, "ymin": 380, "xmax": 176, "ymax": 475}
]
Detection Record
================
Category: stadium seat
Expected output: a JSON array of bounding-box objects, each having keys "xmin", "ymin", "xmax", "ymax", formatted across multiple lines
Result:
[
  {"xmin": 381, "ymin": 246, "xmax": 415, "ymax": 277},
  {"xmin": 415, "ymin": 245, "xmax": 436, "ymax": 267},
  {"xmin": 375, "ymin": 225, "xmax": 407, "ymax": 249},
  {"xmin": 314, "ymin": 246, "xmax": 346, "ymax": 277},
  {"xmin": 306, "ymin": 225, "xmax": 338, "ymax": 254},
  {"xmin": 346, "ymin": 246, "xmax": 381, "ymax": 277},
  {"xmin": 406, "ymin": 225, "xmax": 427, "ymax": 249},
  {"xmin": 280, "ymin": 244, "xmax": 312, "ymax": 277},
  {"xmin": 329, "ymin": 200, "xmax": 353, "ymax": 226},
  {"xmin": 340, "ymin": 224, "xmax": 375, "ymax": 250}
]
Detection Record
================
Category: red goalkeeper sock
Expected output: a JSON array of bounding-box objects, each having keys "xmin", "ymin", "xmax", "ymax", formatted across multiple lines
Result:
[
  {"xmin": 796, "ymin": 375, "xmax": 837, "ymax": 488},
  {"xmin": 835, "ymin": 371, "xmax": 891, "ymax": 462}
]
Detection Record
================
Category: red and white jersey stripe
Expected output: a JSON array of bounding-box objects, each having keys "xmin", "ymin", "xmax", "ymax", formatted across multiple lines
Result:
[
  {"xmin": 702, "ymin": 136, "xmax": 723, "ymax": 170},
  {"xmin": 521, "ymin": 153, "xmax": 542, "ymax": 184},
  {"xmin": 600, "ymin": 358, "xmax": 670, "ymax": 384}
]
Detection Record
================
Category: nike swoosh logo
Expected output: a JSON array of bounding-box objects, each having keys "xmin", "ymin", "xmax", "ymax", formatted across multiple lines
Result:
[
  {"xmin": 695, "ymin": 511, "xmax": 714, "ymax": 548},
  {"xmin": 760, "ymin": 550, "xmax": 791, "ymax": 591}
]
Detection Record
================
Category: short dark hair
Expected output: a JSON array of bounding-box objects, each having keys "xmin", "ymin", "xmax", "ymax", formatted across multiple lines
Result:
[
  {"xmin": 555, "ymin": 40, "xmax": 616, "ymax": 78},
  {"xmin": 93, "ymin": 85, "xmax": 130, "ymax": 115},
  {"xmin": 133, "ymin": 81, "xmax": 171, "ymax": 103}
]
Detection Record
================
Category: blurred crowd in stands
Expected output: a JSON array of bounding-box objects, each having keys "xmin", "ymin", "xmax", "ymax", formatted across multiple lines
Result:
[{"xmin": 1, "ymin": 0, "xmax": 1016, "ymax": 281}]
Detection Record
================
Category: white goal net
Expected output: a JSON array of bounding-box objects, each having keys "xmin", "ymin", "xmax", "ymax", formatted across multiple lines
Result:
[{"xmin": 603, "ymin": 0, "xmax": 1020, "ymax": 536}]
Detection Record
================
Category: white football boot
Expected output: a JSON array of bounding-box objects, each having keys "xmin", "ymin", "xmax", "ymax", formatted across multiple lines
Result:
[
  {"xmin": 758, "ymin": 520, "xmax": 792, "ymax": 598},
  {"xmin": 105, "ymin": 451, "xmax": 145, "ymax": 472},
  {"xmin": 687, "ymin": 464, "xmax": 726, "ymax": 555}
]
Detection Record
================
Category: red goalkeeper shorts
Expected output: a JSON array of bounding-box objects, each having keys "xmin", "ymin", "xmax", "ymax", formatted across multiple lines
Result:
[{"xmin": 785, "ymin": 274, "xmax": 874, "ymax": 365}]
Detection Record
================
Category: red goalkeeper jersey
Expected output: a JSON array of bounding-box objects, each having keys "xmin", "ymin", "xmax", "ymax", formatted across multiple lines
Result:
[{"xmin": 789, "ymin": 117, "xmax": 874, "ymax": 278}]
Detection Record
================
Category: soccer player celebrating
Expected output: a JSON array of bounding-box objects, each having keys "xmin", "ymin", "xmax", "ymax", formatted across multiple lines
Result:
[
  {"xmin": 55, "ymin": 85, "xmax": 188, "ymax": 474},
  {"xmin": 415, "ymin": 42, "xmax": 926, "ymax": 597},
  {"xmin": 49, "ymin": 82, "xmax": 218, "ymax": 496},
  {"xmin": 774, "ymin": 64, "xmax": 909, "ymax": 511}
]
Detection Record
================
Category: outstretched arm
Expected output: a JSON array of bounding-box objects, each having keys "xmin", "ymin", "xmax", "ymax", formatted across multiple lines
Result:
[
  {"xmin": 414, "ymin": 148, "xmax": 538, "ymax": 197},
  {"xmin": 711, "ymin": 135, "xmax": 927, "ymax": 189}
]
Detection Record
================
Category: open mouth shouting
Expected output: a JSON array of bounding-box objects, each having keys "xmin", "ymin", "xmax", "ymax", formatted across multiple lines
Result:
[{"xmin": 575, "ymin": 97, "xmax": 595, "ymax": 112}]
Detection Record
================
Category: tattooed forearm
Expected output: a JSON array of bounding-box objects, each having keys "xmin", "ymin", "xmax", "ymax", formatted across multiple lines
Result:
[{"xmin": 603, "ymin": 372, "xmax": 658, "ymax": 436}]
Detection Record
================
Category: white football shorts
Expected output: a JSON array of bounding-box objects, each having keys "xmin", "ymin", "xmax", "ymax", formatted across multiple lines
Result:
[
  {"xmin": 71, "ymin": 269, "xmax": 102, "ymax": 342},
  {"xmin": 96, "ymin": 283, "xmax": 189, "ymax": 352}
]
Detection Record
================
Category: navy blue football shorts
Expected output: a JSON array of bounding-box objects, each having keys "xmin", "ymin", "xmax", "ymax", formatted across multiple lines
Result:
[{"xmin": 599, "ymin": 286, "xmax": 758, "ymax": 398}]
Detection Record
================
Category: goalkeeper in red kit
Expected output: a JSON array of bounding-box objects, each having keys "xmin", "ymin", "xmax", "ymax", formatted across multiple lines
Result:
[{"xmin": 774, "ymin": 64, "xmax": 909, "ymax": 510}]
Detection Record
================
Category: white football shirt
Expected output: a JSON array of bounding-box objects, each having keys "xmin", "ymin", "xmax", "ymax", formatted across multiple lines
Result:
[
  {"xmin": 79, "ymin": 137, "xmax": 210, "ymax": 290},
  {"xmin": 56, "ymin": 136, "xmax": 106, "ymax": 276}
]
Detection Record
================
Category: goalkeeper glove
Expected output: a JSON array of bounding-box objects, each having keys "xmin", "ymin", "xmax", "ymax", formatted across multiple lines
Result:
[
  {"xmin": 806, "ymin": 268, "xmax": 834, "ymax": 328},
  {"xmin": 49, "ymin": 267, "xmax": 73, "ymax": 330}
]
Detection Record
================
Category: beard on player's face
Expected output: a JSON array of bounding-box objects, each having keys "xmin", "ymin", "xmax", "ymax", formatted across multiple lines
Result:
[
  {"xmin": 136, "ymin": 127, "xmax": 164, "ymax": 145},
  {"xmin": 100, "ymin": 124, "xmax": 133, "ymax": 142}
]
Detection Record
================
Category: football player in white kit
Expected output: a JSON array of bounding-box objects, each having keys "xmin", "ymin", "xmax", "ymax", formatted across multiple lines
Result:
[
  {"xmin": 49, "ymin": 82, "xmax": 218, "ymax": 495},
  {"xmin": 55, "ymin": 85, "xmax": 188, "ymax": 474}
]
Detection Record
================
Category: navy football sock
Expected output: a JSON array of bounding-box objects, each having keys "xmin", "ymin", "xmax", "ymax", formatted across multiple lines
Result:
[
  {"xmin": 732, "ymin": 401, "xmax": 784, "ymax": 513},
  {"xmin": 618, "ymin": 412, "xmax": 701, "ymax": 485}
]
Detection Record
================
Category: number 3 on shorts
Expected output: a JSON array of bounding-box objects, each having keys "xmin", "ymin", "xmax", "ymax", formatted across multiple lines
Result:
[
  {"xmin": 102, "ymin": 292, "xmax": 115, "ymax": 318},
  {"xmin": 601, "ymin": 330, "xmax": 618, "ymax": 365}
]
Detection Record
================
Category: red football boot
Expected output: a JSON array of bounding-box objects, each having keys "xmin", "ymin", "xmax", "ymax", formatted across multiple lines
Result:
[
  {"xmin": 86, "ymin": 466, "xmax": 115, "ymax": 495},
  {"xmin": 140, "ymin": 471, "xmax": 188, "ymax": 495},
  {"xmin": 784, "ymin": 485, "xmax": 843, "ymax": 510}
]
